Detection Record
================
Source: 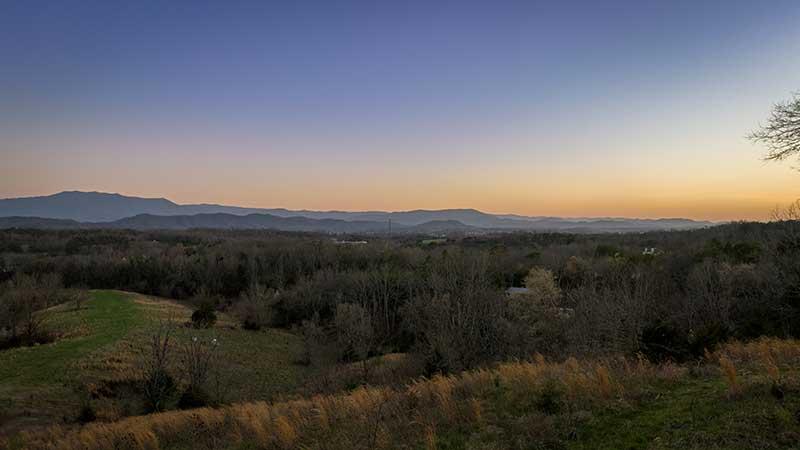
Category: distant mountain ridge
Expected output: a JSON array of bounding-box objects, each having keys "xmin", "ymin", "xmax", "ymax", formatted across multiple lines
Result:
[{"xmin": 0, "ymin": 191, "xmax": 716, "ymax": 233}]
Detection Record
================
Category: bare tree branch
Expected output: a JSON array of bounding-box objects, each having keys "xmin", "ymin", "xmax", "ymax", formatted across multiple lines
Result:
[{"xmin": 749, "ymin": 92, "xmax": 800, "ymax": 166}]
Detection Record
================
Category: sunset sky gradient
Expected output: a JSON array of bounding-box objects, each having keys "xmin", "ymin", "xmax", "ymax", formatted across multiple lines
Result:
[{"xmin": 2, "ymin": 0, "xmax": 799, "ymax": 220}]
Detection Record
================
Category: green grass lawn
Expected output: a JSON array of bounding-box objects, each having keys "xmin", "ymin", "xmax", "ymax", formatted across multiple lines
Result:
[
  {"xmin": 0, "ymin": 290, "xmax": 312, "ymax": 437},
  {"xmin": 0, "ymin": 291, "xmax": 144, "ymax": 435},
  {"xmin": 569, "ymin": 376, "xmax": 800, "ymax": 450},
  {"xmin": 566, "ymin": 380, "xmax": 800, "ymax": 450},
  {"xmin": 0, "ymin": 290, "xmax": 142, "ymax": 385},
  {"xmin": 85, "ymin": 293, "xmax": 314, "ymax": 402},
  {"xmin": 434, "ymin": 372, "xmax": 800, "ymax": 450}
]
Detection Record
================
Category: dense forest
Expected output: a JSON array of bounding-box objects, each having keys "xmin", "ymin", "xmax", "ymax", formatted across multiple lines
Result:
[{"xmin": 2, "ymin": 214, "xmax": 799, "ymax": 374}]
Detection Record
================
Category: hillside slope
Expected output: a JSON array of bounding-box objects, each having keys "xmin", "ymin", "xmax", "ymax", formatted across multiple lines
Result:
[
  {"xmin": 7, "ymin": 338, "xmax": 800, "ymax": 450},
  {"xmin": 0, "ymin": 291, "xmax": 312, "ymax": 439}
]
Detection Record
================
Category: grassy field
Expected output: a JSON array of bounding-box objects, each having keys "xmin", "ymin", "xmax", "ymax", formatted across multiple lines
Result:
[
  {"xmin": 5, "ymin": 293, "xmax": 800, "ymax": 449},
  {"xmin": 567, "ymin": 376, "xmax": 800, "ymax": 450},
  {"xmin": 0, "ymin": 291, "xmax": 144, "ymax": 434},
  {"xmin": 0, "ymin": 290, "xmax": 313, "ymax": 438},
  {"xmin": 0, "ymin": 291, "xmax": 142, "ymax": 385},
  {"xmin": 8, "ymin": 338, "xmax": 800, "ymax": 450}
]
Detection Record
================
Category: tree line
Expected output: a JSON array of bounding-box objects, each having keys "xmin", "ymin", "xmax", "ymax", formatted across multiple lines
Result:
[{"xmin": 1, "ymin": 216, "xmax": 799, "ymax": 373}]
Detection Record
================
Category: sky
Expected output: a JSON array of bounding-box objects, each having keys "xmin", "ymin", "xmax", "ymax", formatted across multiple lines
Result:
[{"xmin": 2, "ymin": 0, "xmax": 799, "ymax": 221}]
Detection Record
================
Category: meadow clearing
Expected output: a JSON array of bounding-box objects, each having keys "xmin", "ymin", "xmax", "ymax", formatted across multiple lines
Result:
[{"xmin": 0, "ymin": 291, "xmax": 314, "ymax": 439}]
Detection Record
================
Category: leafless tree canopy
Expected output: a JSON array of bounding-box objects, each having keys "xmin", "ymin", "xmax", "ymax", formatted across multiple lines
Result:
[
  {"xmin": 141, "ymin": 319, "xmax": 176, "ymax": 412},
  {"xmin": 771, "ymin": 199, "xmax": 800, "ymax": 222},
  {"xmin": 749, "ymin": 92, "xmax": 800, "ymax": 164}
]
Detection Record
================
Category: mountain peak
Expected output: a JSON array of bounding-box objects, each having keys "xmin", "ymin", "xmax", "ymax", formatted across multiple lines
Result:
[
  {"xmin": 0, "ymin": 191, "xmax": 179, "ymax": 222},
  {"xmin": 53, "ymin": 190, "xmax": 176, "ymax": 204},
  {"xmin": 0, "ymin": 191, "xmax": 714, "ymax": 233}
]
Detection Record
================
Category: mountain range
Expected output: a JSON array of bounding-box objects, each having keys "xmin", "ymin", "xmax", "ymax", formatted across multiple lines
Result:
[{"xmin": 0, "ymin": 191, "xmax": 716, "ymax": 234}]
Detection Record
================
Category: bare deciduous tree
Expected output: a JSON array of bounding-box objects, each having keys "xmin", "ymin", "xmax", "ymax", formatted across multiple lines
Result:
[
  {"xmin": 335, "ymin": 303, "xmax": 376, "ymax": 381},
  {"xmin": 567, "ymin": 266, "xmax": 660, "ymax": 356},
  {"xmin": 141, "ymin": 319, "xmax": 176, "ymax": 412},
  {"xmin": 0, "ymin": 273, "xmax": 63, "ymax": 345},
  {"xmin": 299, "ymin": 311, "xmax": 326, "ymax": 367},
  {"xmin": 685, "ymin": 261, "xmax": 734, "ymax": 333},
  {"xmin": 236, "ymin": 283, "xmax": 276, "ymax": 330},
  {"xmin": 406, "ymin": 290, "xmax": 511, "ymax": 374},
  {"xmin": 771, "ymin": 199, "xmax": 800, "ymax": 222},
  {"xmin": 178, "ymin": 335, "xmax": 220, "ymax": 407},
  {"xmin": 72, "ymin": 289, "xmax": 90, "ymax": 311},
  {"xmin": 749, "ymin": 93, "xmax": 800, "ymax": 165}
]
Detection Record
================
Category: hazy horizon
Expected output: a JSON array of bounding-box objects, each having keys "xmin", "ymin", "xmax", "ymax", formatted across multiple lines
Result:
[
  {"xmin": 3, "ymin": 1, "xmax": 800, "ymax": 221},
  {"xmin": 0, "ymin": 189, "xmax": 727, "ymax": 223}
]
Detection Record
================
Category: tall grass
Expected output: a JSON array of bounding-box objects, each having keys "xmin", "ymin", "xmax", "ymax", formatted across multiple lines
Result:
[
  {"xmin": 714, "ymin": 337, "xmax": 800, "ymax": 364},
  {"xmin": 10, "ymin": 356, "xmax": 680, "ymax": 450},
  {"xmin": 718, "ymin": 355, "xmax": 740, "ymax": 397},
  {"xmin": 12, "ymin": 338, "xmax": 800, "ymax": 450}
]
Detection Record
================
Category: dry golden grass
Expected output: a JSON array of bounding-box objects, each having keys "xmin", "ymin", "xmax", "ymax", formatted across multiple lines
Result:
[
  {"xmin": 715, "ymin": 337, "xmax": 800, "ymax": 366},
  {"xmin": 423, "ymin": 424, "xmax": 437, "ymax": 450},
  {"xmin": 307, "ymin": 352, "xmax": 425, "ymax": 395},
  {"xmin": 712, "ymin": 337, "xmax": 800, "ymax": 395},
  {"xmin": 13, "ymin": 339, "xmax": 800, "ymax": 450},
  {"xmin": 718, "ymin": 355, "xmax": 740, "ymax": 397},
  {"xmin": 273, "ymin": 415, "xmax": 296, "ymax": 449},
  {"xmin": 759, "ymin": 342, "xmax": 781, "ymax": 385},
  {"xmin": 467, "ymin": 397, "xmax": 483, "ymax": 425},
  {"xmin": 15, "ymin": 338, "xmax": 800, "ymax": 450},
  {"xmin": 594, "ymin": 364, "xmax": 613, "ymax": 399},
  {"xmin": 12, "ymin": 351, "xmax": 685, "ymax": 450}
]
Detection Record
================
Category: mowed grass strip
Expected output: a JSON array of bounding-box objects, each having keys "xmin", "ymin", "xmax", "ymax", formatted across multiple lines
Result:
[{"xmin": 0, "ymin": 290, "xmax": 142, "ymax": 385}]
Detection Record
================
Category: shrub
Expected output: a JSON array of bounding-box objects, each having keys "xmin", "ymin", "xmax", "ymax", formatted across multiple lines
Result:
[
  {"xmin": 177, "ymin": 387, "xmax": 211, "ymax": 409},
  {"xmin": 77, "ymin": 403, "xmax": 97, "ymax": 424},
  {"xmin": 191, "ymin": 303, "xmax": 217, "ymax": 329},
  {"xmin": 179, "ymin": 336, "xmax": 220, "ymax": 406},
  {"xmin": 535, "ymin": 379, "xmax": 565, "ymax": 414},
  {"xmin": 142, "ymin": 368, "xmax": 176, "ymax": 413},
  {"xmin": 236, "ymin": 284, "xmax": 276, "ymax": 331},
  {"xmin": 75, "ymin": 385, "xmax": 97, "ymax": 424},
  {"xmin": 688, "ymin": 323, "xmax": 730, "ymax": 359},
  {"xmin": 72, "ymin": 289, "xmax": 90, "ymax": 311},
  {"xmin": 639, "ymin": 320, "xmax": 690, "ymax": 362}
]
